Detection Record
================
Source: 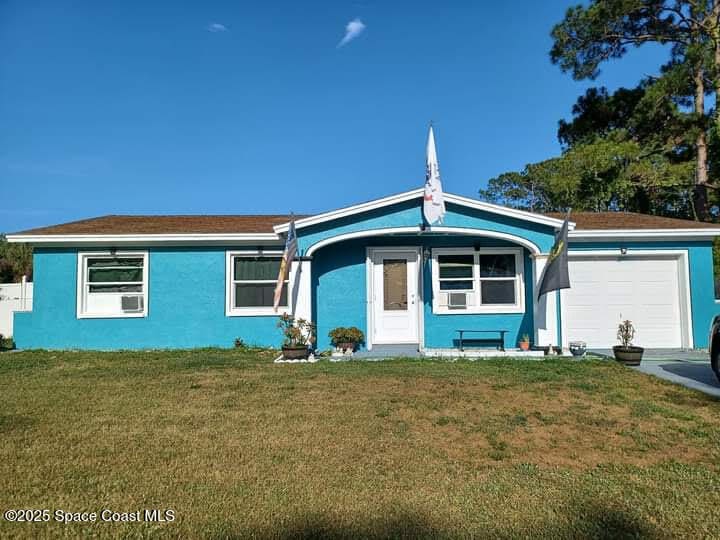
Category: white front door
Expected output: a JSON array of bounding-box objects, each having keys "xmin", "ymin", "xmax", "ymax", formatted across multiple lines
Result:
[{"xmin": 371, "ymin": 249, "xmax": 420, "ymax": 344}]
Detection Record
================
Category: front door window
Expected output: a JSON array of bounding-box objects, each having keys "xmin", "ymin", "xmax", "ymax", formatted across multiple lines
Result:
[{"xmin": 383, "ymin": 259, "xmax": 408, "ymax": 311}]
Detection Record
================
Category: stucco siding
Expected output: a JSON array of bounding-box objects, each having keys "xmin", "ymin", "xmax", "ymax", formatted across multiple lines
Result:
[
  {"xmin": 312, "ymin": 237, "xmax": 534, "ymax": 351},
  {"xmin": 12, "ymin": 237, "xmax": 716, "ymax": 351},
  {"xmin": 422, "ymin": 250, "xmax": 535, "ymax": 350},
  {"xmin": 298, "ymin": 200, "xmax": 557, "ymax": 254},
  {"xmin": 13, "ymin": 247, "xmax": 283, "ymax": 350}
]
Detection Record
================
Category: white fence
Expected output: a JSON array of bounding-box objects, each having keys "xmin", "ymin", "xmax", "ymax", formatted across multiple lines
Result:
[{"xmin": 0, "ymin": 279, "xmax": 33, "ymax": 337}]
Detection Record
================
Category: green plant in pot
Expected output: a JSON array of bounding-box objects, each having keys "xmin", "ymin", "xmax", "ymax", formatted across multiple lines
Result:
[
  {"xmin": 613, "ymin": 320, "xmax": 644, "ymax": 366},
  {"xmin": 277, "ymin": 313, "xmax": 316, "ymax": 360},
  {"xmin": 328, "ymin": 326, "xmax": 365, "ymax": 352},
  {"xmin": 518, "ymin": 334, "xmax": 531, "ymax": 351}
]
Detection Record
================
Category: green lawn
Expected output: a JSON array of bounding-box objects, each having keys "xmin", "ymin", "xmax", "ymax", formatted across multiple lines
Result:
[{"xmin": 1, "ymin": 349, "xmax": 719, "ymax": 538}]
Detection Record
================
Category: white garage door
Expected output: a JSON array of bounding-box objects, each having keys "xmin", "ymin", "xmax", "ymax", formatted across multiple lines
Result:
[{"xmin": 564, "ymin": 256, "xmax": 683, "ymax": 348}]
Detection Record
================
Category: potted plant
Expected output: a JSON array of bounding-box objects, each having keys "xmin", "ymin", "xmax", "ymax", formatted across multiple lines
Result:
[
  {"xmin": 328, "ymin": 326, "xmax": 365, "ymax": 352},
  {"xmin": 613, "ymin": 320, "xmax": 644, "ymax": 366},
  {"xmin": 519, "ymin": 334, "xmax": 531, "ymax": 351},
  {"xmin": 569, "ymin": 341, "xmax": 587, "ymax": 357},
  {"xmin": 277, "ymin": 313, "xmax": 316, "ymax": 360}
]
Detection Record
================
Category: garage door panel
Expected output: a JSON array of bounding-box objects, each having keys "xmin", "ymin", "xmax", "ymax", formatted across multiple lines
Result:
[
  {"xmin": 565, "ymin": 257, "xmax": 683, "ymax": 348},
  {"xmin": 635, "ymin": 327, "xmax": 679, "ymax": 348},
  {"xmin": 605, "ymin": 302, "xmax": 633, "ymax": 319},
  {"xmin": 606, "ymin": 282, "xmax": 634, "ymax": 297}
]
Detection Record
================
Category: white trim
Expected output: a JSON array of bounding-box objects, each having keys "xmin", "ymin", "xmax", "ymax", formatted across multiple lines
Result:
[
  {"xmin": 430, "ymin": 247, "xmax": 525, "ymax": 315},
  {"xmin": 76, "ymin": 251, "xmax": 149, "ymax": 319},
  {"xmin": 365, "ymin": 250, "xmax": 373, "ymax": 351},
  {"xmin": 7, "ymin": 233, "xmax": 281, "ymax": 245},
  {"xmin": 366, "ymin": 247, "xmax": 423, "ymax": 350},
  {"xmin": 273, "ymin": 189, "xmax": 569, "ymax": 233},
  {"xmin": 306, "ymin": 226, "xmax": 542, "ymax": 256},
  {"xmin": 569, "ymin": 229, "xmax": 720, "ymax": 241},
  {"xmin": 225, "ymin": 250, "xmax": 293, "ymax": 317},
  {"xmin": 292, "ymin": 259, "xmax": 312, "ymax": 321},
  {"xmin": 443, "ymin": 192, "xmax": 574, "ymax": 229},
  {"xmin": 533, "ymin": 256, "xmax": 559, "ymax": 348},
  {"xmin": 562, "ymin": 249, "xmax": 694, "ymax": 349}
]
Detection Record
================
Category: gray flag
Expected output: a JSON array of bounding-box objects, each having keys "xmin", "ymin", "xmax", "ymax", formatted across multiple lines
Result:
[{"xmin": 538, "ymin": 214, "xmax": 570, "ymax": 297}]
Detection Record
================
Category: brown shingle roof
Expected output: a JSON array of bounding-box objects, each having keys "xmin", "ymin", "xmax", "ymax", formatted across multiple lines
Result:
[
  {"xmin": 12, "ymin": 210, "xmax": 719, "ymax": 236},
  {"xmin": 547, "ymin": 211, "xmax": 720, "ymax": 230},
  {"xmin": 14, "ymin": 215, "xmax": 303, "ymax": 235}
]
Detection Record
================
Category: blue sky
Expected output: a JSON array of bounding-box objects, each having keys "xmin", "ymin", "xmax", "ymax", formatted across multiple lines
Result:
[{"xmin": 0, "ymin": 0, "xmax": 670, "ymax": 233}]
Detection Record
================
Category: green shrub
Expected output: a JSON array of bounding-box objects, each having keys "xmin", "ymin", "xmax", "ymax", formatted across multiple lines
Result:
[{"xmin": 328, "ymin": 326, "xmax": 365, "ymax": 346}]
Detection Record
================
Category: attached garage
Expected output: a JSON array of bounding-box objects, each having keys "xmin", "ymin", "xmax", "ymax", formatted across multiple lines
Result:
[{"xmin": 562, "ymin": 251, "xmax": 692, "ymax": 349}]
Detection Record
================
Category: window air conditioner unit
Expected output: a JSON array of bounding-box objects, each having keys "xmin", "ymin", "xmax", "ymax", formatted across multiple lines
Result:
[
  {"xmin": 448, "ymin": 292, "xmax": 467, "ymax": 309},
  {"xmin": 121, "ymin": 295, "xmax": 143, "ymax": 312}
]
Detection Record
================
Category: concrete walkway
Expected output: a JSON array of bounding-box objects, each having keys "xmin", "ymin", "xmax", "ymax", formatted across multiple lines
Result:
[{"xmin": 592, "ymin": 349, "xmax": 720, "ymax": 398}]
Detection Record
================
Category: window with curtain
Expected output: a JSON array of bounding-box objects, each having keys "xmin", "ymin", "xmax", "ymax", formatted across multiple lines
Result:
[
  {"xmin": 77, "ymin": 252, "xmax": 148, "ymax": 318},
  {"xmin": 437, "ymin": 254, "xmax": 475, "ymax": 291},
  {"xmin": 432, "ymin": 248, "xmax": 524, "ymax": 314},
  {"xmin": 230, "ymin": 256, "xmax": 288, "ymax": 309}
]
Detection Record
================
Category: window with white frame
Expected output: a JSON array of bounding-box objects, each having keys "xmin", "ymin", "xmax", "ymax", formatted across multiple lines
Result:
[
  {"xmin": 226, "ymin": 252, "xmax": 289, "ymax": 315},
  {"xmin": 432, "ymin": 248, "xmax": 524, "ymax": 314},
  {"xmin": 77, "ymin": 252, "xmax": 148, "ymax": 318}
]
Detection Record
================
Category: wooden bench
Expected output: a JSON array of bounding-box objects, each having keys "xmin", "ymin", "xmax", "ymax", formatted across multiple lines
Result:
[{"xmin": 455, "ymin": 329, "xmax": 508, "ymax": 352}]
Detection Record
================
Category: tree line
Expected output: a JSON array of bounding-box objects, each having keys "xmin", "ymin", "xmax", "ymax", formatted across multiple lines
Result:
[
  {"xmin": 0, "ymin": 235, "xmax": 32, "ymax": 283},
  {"xmin": 481, "ymin": 0, "xmax": 720, "ymax": 222}
]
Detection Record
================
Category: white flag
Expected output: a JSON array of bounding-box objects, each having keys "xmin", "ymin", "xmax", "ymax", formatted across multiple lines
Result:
[{"xmin": 423, "ymin": 125, "xmax": 446, "ymax": 225}]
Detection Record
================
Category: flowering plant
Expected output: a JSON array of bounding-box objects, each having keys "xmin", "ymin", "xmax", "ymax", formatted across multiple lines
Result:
[{"xmin": 277, "ymin": 313, "xmax": 316, "ymax": 348}]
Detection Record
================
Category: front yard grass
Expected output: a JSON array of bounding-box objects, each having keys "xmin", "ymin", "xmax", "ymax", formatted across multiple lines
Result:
[{"xmin": 1, "ymin": 349, "xmax": 719, "ymax": 538}]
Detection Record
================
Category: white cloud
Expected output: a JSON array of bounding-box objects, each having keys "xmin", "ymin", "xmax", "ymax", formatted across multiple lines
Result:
[
  {"xmin": 337, "ymin": 18, "xmax": 366, "ymax": 48},
  {"xmin": 206, "ymin": 23, "xmax": 228, "ymax": 33}
]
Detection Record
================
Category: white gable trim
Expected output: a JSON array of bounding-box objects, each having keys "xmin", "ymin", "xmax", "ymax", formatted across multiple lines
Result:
[
  {"xmin": 569, "ymin": 229, "xmax": 720, "ymax": 241},
  {"xmin": 443, "ymin": 193, "xmax": 575, "ymax": 230},
  {"xmin": 305, "ymin": 226, "xmax": 543, "ymax": 256},
  {"xmin": 273, "ymin": 189, "xmax": 571, "ymax": 233}
]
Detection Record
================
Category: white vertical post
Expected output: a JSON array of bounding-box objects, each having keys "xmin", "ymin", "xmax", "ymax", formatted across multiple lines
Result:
[
  {"xmin": 532, "ymin": 255, "xmax": 558, "ymax": 349},
  {"xmin": 21, "ymin": 275, "xmax": 27, "ymax": 311},
  {"xmin": 291, "ymin": 258, "xmax": 312, "ymax": 322}
]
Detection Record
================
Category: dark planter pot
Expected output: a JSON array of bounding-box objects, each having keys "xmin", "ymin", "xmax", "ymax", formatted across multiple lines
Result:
[
  {"xmin": 282, "ymin": 345, "xmax": 310, "ymax": 360},
  {"xmin": 336, "ymin": 342, "xmax": 356, "ymax": 352},
  {"xmin": 613, "ymin": 345, "xmax": 644, "ymax": 366},
  {"xmin": 569, "ymin": 341, "xmax": 587, "ymax": 357}
]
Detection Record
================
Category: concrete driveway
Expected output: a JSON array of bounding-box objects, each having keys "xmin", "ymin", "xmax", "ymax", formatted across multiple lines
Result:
[{"xmin": 592, "ymin": 349, "xmax": 720, "ymax": 398}]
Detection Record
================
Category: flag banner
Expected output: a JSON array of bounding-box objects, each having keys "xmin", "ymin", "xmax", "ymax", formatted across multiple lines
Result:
[
  {"xmin": 538, "ymin": 213, "xmax": 570, "ymax": 297},
  {"xmin": 423, "ymin": 125, "xmax": 446, "ymax": 225},
  {"xmin": 273, "ymin": 219, "xmax": 298, "ymax": 312}
]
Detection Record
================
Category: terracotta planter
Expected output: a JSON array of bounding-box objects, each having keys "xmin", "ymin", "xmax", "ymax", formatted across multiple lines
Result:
[
  {"xmin": 613, "ymin": 345, "xmax": 644, "ymax": 366},
  {"xmin": 519, "ymin": 341, "xmax": 530, "ymax": 351},
  {"xmin": 282, "ymin": 345, "xmax": 310, "ymax": 360}
]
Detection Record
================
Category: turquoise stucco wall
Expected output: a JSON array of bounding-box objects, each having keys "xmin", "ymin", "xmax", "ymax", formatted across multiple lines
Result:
[
  {"xmin": 18, "ymin": 237, "xmax": 535, "ymax": 351},
  {"xmin": 568, "ymin": 240, "xmax": 717, "ymax": 348},
  {"xmin": 298, "ymin": 199, "xmax": 558, "ymax": 254},
  {"xmin": 13, "ymin": 247, "xmax": 284, "ymax": 350},
  {"xmin": 312, "ymin": 237, "xmax": 535, "ymax": 351}
]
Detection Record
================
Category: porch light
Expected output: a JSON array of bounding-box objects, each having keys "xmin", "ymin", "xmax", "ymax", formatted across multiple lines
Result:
[{"xmin": 620, "ymin": 247, "xmax": 628, "ymax": 256}]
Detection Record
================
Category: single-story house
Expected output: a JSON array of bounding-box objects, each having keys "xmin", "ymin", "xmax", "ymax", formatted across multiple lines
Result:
[{"xmin": 7, "ymin": 188, "xmax": 720, "ymax": 351}]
